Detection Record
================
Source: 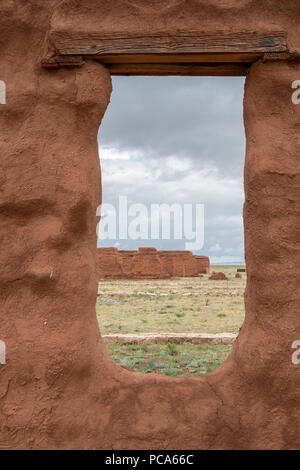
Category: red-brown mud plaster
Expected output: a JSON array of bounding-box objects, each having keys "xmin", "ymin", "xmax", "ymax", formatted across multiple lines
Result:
[{"xmin": 0, "ymin": 0, "xmax": 299, "ymax": 451}]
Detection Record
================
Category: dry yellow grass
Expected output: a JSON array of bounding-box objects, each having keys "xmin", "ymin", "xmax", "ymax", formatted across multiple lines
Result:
[{"xmin": 96, "ymin": 265, "xmax": 246, "ymax": 336}]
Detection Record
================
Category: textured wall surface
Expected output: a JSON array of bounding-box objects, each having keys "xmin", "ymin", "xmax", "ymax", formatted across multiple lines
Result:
[{"xmin": 0, "ymin": 0, "xmax": 299, "ymax": 450}]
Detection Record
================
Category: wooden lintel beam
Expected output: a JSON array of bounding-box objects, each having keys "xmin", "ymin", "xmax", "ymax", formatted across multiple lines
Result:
[
  {"xmin": 107, "ymin": 62, "xmax": 250, "ymax": 77},
  {"xmin": 42, "ymin": 55, "xmax": 84, "ymax": 69},
  {"xmin": 42, "ymin": 31, "xmax": 292, "ymax": 74},
  {"xmin": 87, "ymin": 52, "xmax": 262, "ymax": 64},
  {"xmin": 262, "ymin": 52, "xmax": 300, "ymax": 62},
  {"xmin": 51, "ymin": 31, "xmax": 287, "ymax": 57}
]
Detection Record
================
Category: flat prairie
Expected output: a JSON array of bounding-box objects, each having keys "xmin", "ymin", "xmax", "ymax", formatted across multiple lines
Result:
[{"xmin": 96, "ymin": 265, "xmax": 245, "ymax": 376}]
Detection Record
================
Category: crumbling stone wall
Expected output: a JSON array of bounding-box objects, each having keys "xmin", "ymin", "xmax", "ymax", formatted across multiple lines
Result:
[
  {"xmin": 98, "ymin": 248, "xmax": 209, "ymax": 279},
  {"xmin": 159, "ymin": 250, "xmax": 175, "ymax": 278},
  {"xmin": 195, "ymin": 255, "xmax": 210, "ymax": 274},
  {"xmin": 118, "ymin": 250, "xmax": 137, "ymax": 277},
  {"xmin": 131, "ymin": 247, "xmax": 162, "ymax": 279},
  {"xmin": 98, "ymin": 247, "xmax": 124, "ymax": 279},
  {"xmin": 170, "ymin": 250, "xmax": 199, "ymax": 277}
]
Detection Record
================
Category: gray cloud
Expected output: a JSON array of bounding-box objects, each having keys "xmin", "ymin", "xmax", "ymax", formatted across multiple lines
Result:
[
  {"xmin": 98, "ymin": 76, "xmax": 246, "ymax": 264},
  {"xmin": 99, "ymin": 76, "xmax": 245, "ymax": 176}
]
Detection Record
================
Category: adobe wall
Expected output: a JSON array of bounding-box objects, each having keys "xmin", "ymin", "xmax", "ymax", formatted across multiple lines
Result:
[
  {"xmin": 0, "ymin": 0, "xmax": 299, "ymax": 450},
  {"xmin": 98, "ymin": 247, "xmax": 124, "ymax": 279},
  {"xmin": 118, "ymin": 250, "xmax": 137, "ymax": 277},
  {"xmin": 195, "ymin": 255, "xmax": 210, "ymax": 274},
  {"xmin": 131, "ymin": 247, "xmax": 162, "ymax": 279},
  {"xmin": 159, "ymin": 251, "xmax": 175, "ymax": 278},
  {"xmin": 169, "ymin": 250, "xmax": 199, "ymax": 277},
  {"xmin": 98, "ymin": 248, "xmax": 209, "ymax": 279}
]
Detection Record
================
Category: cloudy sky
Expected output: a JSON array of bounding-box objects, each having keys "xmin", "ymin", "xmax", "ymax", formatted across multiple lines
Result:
[{"xmin": 97, "ymin": 76, "xmax": 246, "ymax": 264}]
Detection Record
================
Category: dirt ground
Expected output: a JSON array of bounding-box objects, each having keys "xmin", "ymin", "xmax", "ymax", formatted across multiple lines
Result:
[
  {"xmin": 97, "ymin": 265, "xmax": 246, "ymax": 335},
  {"xmin": 96, "ymin": 265, "xmax": 245, "ymax": 377}
]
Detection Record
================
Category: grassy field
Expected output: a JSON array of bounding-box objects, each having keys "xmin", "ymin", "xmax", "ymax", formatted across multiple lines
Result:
[
  {"xmin": 107, "ymin": 342, "xmax": 233, "ymax": 377},
  {"xmin": 97, "ymin": 265, "xmax": 245, "ymax": 377}
]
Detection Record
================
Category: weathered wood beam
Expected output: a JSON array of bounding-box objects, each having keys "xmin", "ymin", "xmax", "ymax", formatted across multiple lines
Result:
[
  {"xmin": 42, "ymin": 55, "xmax": 84, "ymax": 69},
  {"xmin": 107, "ymin": 62, "xmax": 250, "ymax": 76},
  {"xmin": 42, "ymin": 31, "xmax": 290, "ymax": 74},
  {"xmin": 89, "ymin": 52, "xmax": 262, "ymax": 64},
  {"xmin": 262, "ymin": 52, "xmax": 300, "ymax": 62},
  {"xmin": 51, "ymin": 31, "xmax": 287, "ymax": 57}
]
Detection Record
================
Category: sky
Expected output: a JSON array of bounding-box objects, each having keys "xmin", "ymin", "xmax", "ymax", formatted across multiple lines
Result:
[{"xmin": 97, "ymin": 75, "xmax": 246, "ymax": 265}]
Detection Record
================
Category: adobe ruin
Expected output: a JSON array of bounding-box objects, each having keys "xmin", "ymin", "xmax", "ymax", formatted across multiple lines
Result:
[
  {"xmin": 0, "ymin": 0, "xmax": 299, "ymax": 451},
  {"xmin": 98, "ymin": 247, "xmax": 210, "ymax": 279},
  {"xmin": 209, "ymin": 272, "xmax": 228, "ymax": 281}
]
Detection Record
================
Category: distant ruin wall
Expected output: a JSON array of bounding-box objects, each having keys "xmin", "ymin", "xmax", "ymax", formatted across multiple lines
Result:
[
  {"xmin": 195, "ymin": 255, "xmax": 210, "ymax": 274},
  {"xmin": 98, "ymin": 247, "xmax": 210, "ymax": 279},
  {"xmin": 98, "ymin": 247, "xmax": 124, "ymax": 279}
]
